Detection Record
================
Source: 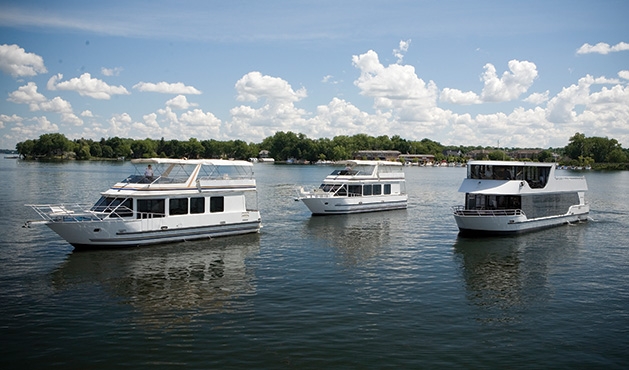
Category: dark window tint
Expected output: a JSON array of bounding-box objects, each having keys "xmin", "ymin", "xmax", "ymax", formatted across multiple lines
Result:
[
  {"xmin": 210, "ymin": 196, "xmax": 224, "ymax": 213},
  {"xmin": 169, "ymin": 198, "xmax": 188, "ymax": 215},
  {"xmin": 137, "ymin": 199, "xmax": 165, "ymax": 218},
  {"xmin": 190, "ymin": 197, "xmax": 205, "ymax": 214}
]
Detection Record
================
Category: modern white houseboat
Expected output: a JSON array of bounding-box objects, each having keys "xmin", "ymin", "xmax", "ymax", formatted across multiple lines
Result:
[
  {"xmin": 26, "ymin": 158, "xmax": 261, "ymax": 249},
  {"xmin": 296, "ymin": 160, "xmax": 407, "ymax": 215},
  {"xmin": 452, "ymin": 160, "xmax": 589, "ymax": 235}
]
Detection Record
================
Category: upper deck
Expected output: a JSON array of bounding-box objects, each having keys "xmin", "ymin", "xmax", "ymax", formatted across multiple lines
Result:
[
  {"xmin": 325, "ymin": 160, "xmax": 405, "ymax": 181},
  {"xmin": 109, "ymin": 158, "xmax": 257, "ymax": 194},
  {"xmin": 460, "ymin": 160, "xmax": 587, "ymax": 194}
]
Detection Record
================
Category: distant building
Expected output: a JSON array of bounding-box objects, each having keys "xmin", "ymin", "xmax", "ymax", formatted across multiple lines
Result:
[
  {"xmin": 353, "ymin": 150, "xmax": 401, "ymax": 160},
  {"xmin": 509, "ymin": 149, "xmax": 542, "ymax": 159},
  {"xmin": 398, "ymin": 154, "xmax": 435, "ymax": 165}
]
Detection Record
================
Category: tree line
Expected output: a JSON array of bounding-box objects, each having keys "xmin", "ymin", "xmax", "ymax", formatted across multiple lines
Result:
[{"xmin": 14, "ymin": 131, "xmax": 629, "ymax": 166}]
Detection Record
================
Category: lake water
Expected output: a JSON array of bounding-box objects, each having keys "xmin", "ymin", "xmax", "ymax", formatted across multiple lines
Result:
[{"xmin": 1, "ymin": 159, "xmax": 628, "ymax": 369}]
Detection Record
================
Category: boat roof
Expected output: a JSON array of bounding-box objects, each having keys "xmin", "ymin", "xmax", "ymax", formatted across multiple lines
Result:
[
  {"xmin": 348, "ymin": 160, "xmax": 402, "ymax": 166},
  {"xmin": 467, "ymin": 160, "xmax": 555, "ymax": 167},
  {"xmin": 131, "ymin": 158, "xmax": 253, "ymax": 167}
]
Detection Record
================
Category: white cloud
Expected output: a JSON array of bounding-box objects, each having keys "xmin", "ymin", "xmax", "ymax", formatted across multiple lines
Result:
[
  {"xmin": 165, "ymin": 95, "xmax": 197, "ymax": 110},
  {"xmin": 0, "ymin": 114, "xmax": 23, "ymax": 129},
  {"xmin": 440, "ymin": 60, "xmax": 538, "ymax": 105},
  {"xmin": 7, "ymin": 82, "xmax": 47, "ymax": 109},
  {"xmin": 235, "ymin": 71, "xmax": 307, "ymax": 103},
  {"xmin": 480, "ymin": 60, "xmax": 538, "ymax": 102},
  {"xmin": 393, "ymin": 39, "xmax": 411, "ymax": 63},
  {"xmin": 81, "ymin": 110, "xmax": 94, "ymax": 117},
  {"xmin": 107, "ymin": 113, "xmax": 133, "ymax": 137},
  {"xmin": 619, "ymin": 70, "xmax": 629, "ymax": 80},
  {"xmin": 0, "ymin": 44, "xmax": 47, "ymax": 77},
  {"xmin": 546, "ymin": 74, "xmax": 625, "ymax": 124},
  {"xmin": 47, "ymin": 73, "xmax": 130, "ymax": 99},
  {"xmin": 133, "ymin": 81, "xmax": 201, "ymax": 94},
  {"xmin": 576, "ymin": 41, "xmax": 629, "ymax": 55},
  {"xmin": 101, "ymin": 67, "xmax": 123, "ymax": 76},
  {"xmin": 352, "ymin": 50, "xmax": 439, "ymax": 112},
  {"xmin": 524, "ymin": 91, "xmax": 550, "ymax": 105},
  {"xmin": 440, "ymin": 88, "xmax": 481, "ymax": 105}
]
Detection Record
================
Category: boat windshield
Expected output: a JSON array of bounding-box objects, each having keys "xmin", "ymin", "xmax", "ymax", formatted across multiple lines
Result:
[{"xmin": 91, "ymin": 196, "xmax": 133, "ymax": 217}]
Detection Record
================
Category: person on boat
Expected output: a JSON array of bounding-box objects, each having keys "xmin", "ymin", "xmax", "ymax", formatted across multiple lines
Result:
[{"xmin": 144, "ymin": 164, "xmax": 154, "ymax": 179}]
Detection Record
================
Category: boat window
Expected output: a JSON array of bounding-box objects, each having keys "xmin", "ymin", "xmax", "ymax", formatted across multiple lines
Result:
[
  {"xmin": 363, "ymin": 185, "xmax": 372, "ymax": 196},
  {"xmin": 347, "ymin": 185, "xmax": 362, "ymax": 197},
  {"xmin": 334, "ymin": 184, "xmax": 347, "ymax": 197},
  {"xmin": 169, "ymin": 198, "xmax": 188, "ymax": 216},
  {"xmin": 320, "ymin": 184, "xmax": 340, "ymax": 192},
  {"xmin": 384, "ymin": 184, "xmax": 391, "ymax": 195},
  {"xmin": 137, "ymin": 199, "xmax": 165, "ymax": 218},
  {"xmin": 465, "ymin": 194, "xmax": 522, "ymax": 210},
  {"xmin": 372, "ymin": 184, "xmax": 382, "ymax": 195},
  {"xmin": 91, "ymin": 196, "xmax": 133, "ymax": 217},
  {"xmin": 114, "ymin": 198, "xmax": 133, "ymax": 217},
  {"xmin": 210, "ymin": 196, "xmax": 224, "ymax": 213},
  {"xmin": 190, "ymin": 197, "xmax": 205, "ymax": 214}
]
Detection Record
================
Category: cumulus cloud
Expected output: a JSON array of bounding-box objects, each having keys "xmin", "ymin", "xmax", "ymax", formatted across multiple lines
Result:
[
  {"xmin": 165, "ymin": 95, "xmax": 197, "ymax": 110},
  {"xmin": 352, "ymin": 49, "xmax": 439, "ymax": 120},
  {"xmin": 440, "ymin": 88, "xmax": 480, "ymax": 105},
  {"xmin": 524, "ymin": 91, "xmax": 550, "ymax": 105},
  {"xmin": 101, "ymin": 67, "xmax": 123, "ymax": 76},
  {"xmin": 440, "ymin": 60, "xmax": 538, "ymax": 104},
  {"xmin": 47, "ymin": 73, "xmax": 130, "ymax": 99},
  {"xmin": 7, "ymin": 82, "xmax": 47, "ymax": 109},
  {"xmin": 480, "ymin": 60, "xmax": 538, "ymax": 102},
  {"xmin": 619, "ymin": 70, "xmax": 629, "ymax": 80},
  {"xmin": 576, "ymin": 42, "xmax": 629, "ymax": 55},
  {"xmin": 393, "ymin": 39, "xmax": 411, "ymax": 63},
  {"xmin": 0, "ymin": 44, "xmax": 47, "ymax": 77},
  {"xmin": 133, "ymin": 81, "xmax": 201, "ymax": 94},
  {"xmin": 235, "ymin": 71, "xmax": 307, "ymax": 103},
  {"xmin": 8, "ymin": 82, "xmax": 82, "ymax": 126}
]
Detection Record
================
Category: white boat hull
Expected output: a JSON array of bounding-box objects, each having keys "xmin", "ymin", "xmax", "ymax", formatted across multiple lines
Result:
[
  {"xmin": 454, "ymin": 204, "xmax": 589, "ymax": 235},
  {"xmin": 300, "ymin": 195, "xmax": 407, "ymax": 215},
  {"xmin": 46, "ymin": 211, "xmax": 261, "ymax": 248}
]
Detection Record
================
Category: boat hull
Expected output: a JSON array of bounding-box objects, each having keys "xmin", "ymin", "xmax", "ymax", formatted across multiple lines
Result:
[
  {"xmin": 454, "ymin": 205, "xmax": 589, "ymax": 235},
  {"xmin": 300, "ymin": 195, "xmax": 407, "ymax": 215},
  {"xmin": 46, "ymin": 212, "xmax": 261, "ymax": 249}
]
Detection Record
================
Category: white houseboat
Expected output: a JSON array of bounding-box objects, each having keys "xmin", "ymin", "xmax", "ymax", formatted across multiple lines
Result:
[
  {"xmin": 26, "ymin": 158, "xmax": 261, "ymax": 249},
  {"xmin": 296, "ymin": 160, "xmax": 407, "ymax": 215},
  {"xmin": 452, "ymin": 160, "xmax": 589, "ymax": 235}
]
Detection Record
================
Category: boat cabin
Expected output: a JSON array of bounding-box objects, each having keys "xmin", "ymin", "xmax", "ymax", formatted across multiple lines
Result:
[{"xmin": 468, "ymin": 162, "xmax": 551, "ymax": 188}]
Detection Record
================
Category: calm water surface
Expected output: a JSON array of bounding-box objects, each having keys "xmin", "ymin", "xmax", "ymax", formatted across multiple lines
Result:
[{"xmin": 1, "ymin": 159, "xmax": 628, "ymax": 369}]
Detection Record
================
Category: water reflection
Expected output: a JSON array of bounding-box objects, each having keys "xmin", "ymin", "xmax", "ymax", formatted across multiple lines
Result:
[
  {"xmin": 50, "ymin": 234, "xmax": 260, "ymax": 326},
  {"xmin": 303, "ymin": 211, "xmax": 404, "ymax": 267},
  {"xmin": 453, "ymin": 225, "xmax": 587, "ymax": 324}
]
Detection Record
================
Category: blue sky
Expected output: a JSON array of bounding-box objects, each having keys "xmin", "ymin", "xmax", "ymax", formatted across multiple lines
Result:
[{"xmin": 1, "ymin": 0, "xmax": 628, "ymax": 150}]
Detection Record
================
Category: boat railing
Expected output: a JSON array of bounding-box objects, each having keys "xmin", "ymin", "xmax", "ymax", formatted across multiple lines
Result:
[
  {"xmin": 452, "ymin": 206, "xmax": 525, "ymax": 217},
  {"xmin": 27, "ymin": 203, "xmax": 104, "ymax": 223},
  {"xmin": 27, "ymin": 203, "xmax": 167, "ymax": 223}
]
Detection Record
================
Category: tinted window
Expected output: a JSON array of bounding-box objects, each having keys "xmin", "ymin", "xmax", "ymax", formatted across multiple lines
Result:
[
  {"xmin": 169, "ymin": 198, "xmax": 188, "ymax": 215},
  {"xmin": 137, "ymin": 199, "xmax": 165, "ymax": 218},
  {"xmin": 190, "ymin": 197, "xmax": 205, "ymax": 214},
  {"xmin": 210, "ymin": 196, "xmax": 224, "ymax": 213}
]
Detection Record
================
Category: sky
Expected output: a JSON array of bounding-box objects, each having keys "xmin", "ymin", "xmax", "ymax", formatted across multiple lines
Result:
[{"xmin": 0, "ymin": 0, "xmax": 628, "ymax": 151}]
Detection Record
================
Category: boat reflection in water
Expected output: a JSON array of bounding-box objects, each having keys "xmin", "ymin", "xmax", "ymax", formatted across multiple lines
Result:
[
  {"xmin": 303, "ymin": 211, "xmax": 403, "ymax": 267},
  {"xmin": 453, "ymin": 226, "xmax": 585, "ymax": 324},
  {"xmin": 50, "ymin": 234, "xmax": 260, "ymax": 326}
]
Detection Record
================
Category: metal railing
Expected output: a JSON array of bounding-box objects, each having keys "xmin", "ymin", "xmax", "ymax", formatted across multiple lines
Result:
[{"xmin": 452, "ymin": 206, "xmax": 525, "ymax": 217}]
